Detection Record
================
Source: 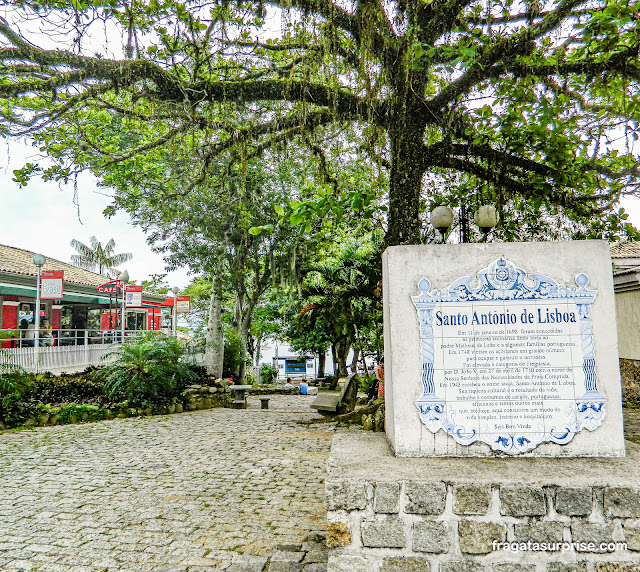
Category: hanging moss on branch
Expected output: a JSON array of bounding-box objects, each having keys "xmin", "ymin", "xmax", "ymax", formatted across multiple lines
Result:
[{"xmin": 1, "ymin": 0, "xmax": 640, "ymax": 244}]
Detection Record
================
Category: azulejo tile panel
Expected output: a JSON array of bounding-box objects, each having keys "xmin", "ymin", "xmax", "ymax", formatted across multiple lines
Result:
[{"xmin": 412, "ymin": 257, "xmax": 605, "ymax": 455}]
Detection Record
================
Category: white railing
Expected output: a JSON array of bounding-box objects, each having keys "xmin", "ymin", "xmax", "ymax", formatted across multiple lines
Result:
[
  {"xmin": 0, "ymin": 329, "xmax": 175, "ymax": 374},
  {"xmin": 0, "ymin": 344, "xmax": 118, "ymax": 374}
]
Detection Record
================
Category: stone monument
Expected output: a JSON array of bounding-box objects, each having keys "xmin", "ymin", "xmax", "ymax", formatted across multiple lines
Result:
[
  {"xmin": 383, "ymin": 240, "xmax": 625, "ymax": 457},
  {"xmin": 325, "ymin": 241, "xmax": 640, "ymax": 571}
]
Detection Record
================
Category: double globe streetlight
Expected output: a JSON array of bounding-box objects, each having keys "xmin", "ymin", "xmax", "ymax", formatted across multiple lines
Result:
[{"xmin": 430, "ymin": 204, "xmax": 499, "ymax": 242}]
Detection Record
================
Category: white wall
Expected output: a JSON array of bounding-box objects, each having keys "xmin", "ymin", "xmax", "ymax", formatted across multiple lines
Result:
[{"xmin": 258, "ymin": 340, "xmax": 335, "ymax": 378}]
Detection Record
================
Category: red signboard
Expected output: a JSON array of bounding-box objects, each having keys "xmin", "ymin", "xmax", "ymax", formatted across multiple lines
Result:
[
  {"xmin": 40, "ymin": 270, "xmax": 64, "ymax": 299},
  {"xmin": 97, "ymin": 280, "xmax": 122, "ymax": 294},
  {"xmin": 125, "ymin": 285, "xmax": 143, "ymax": 307},
  {"xmin": 176, "ymin": 296, "xmax": 191, "ymax": 313}
]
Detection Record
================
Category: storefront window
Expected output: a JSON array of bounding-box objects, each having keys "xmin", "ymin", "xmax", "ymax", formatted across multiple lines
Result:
[
  {"xmin": 126, "ymin": 311, "xmax": 147, "ymax": 331},
  {"xmin": 87, "ymin": 308, "xmax": 102, "ymax": 333}
]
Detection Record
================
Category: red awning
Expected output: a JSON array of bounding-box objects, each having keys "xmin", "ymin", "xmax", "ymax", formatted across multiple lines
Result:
[{"xmin": 160, "ymin": 298, "xmax": 175, "ymax": 307}]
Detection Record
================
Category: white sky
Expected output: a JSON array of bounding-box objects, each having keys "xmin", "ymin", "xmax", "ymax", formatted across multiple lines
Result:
[{"xmin": 0, "ymin": 138, "xmax": 194, "ymax": 289}]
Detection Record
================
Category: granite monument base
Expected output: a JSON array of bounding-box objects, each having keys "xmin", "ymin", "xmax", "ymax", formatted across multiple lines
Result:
[{"xmin": 326, "ymin": 433, "xmax": 640, "ymax": 571}]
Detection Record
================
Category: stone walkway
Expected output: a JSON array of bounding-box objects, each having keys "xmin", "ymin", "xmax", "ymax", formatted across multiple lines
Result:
[{"xmin": 0, "ymin": 395, "xmax": 333, "ymax": 571}]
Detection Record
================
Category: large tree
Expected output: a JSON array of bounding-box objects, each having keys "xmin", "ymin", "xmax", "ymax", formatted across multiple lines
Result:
[{"xmin": 2, "ymin": 0, "xmax": 639, "ymax": 244}]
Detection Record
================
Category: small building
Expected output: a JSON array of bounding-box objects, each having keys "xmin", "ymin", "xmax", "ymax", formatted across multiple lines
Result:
[
  {"xmin": 258, "ymin": 340, "xmax": 335, "ymax": 379},
  {"xmin": 611, "ymin": 241, "xmax": 640, "ymax": 360},
  {"xmin": 0, "ymin": 244, "xmax": 168, "ymax": 349}
]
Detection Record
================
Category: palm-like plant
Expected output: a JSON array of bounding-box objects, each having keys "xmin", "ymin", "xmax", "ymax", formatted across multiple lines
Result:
[
  {"xmin": 102, "ymin": 335, "xmax": 196, "ymax": 405},
  {"xmin": 70, "ymin": 236, "xmax": 133, "ymax": 277},
  {"xmin": 299, "ymin": 243, "xmax": 382, "ymax": 377}
]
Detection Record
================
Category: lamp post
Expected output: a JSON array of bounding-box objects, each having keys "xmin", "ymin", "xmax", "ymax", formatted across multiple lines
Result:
[
  {"xmin": 474, "ymin": 205, "xmax": 500, "ymax": 239},
  {"xmin": 430, "ymin": 204, "xmax": 498, "ymax": 242},
  {"xmin": 118, "ymin": 270, "xmax": 129, "ymax": 341},
  {"xmin": 430, "ymin": 206, "xmax": 454, "ymax": 242},
  {"xmin": 33, "ymin": 254, "xmax": 46, "ymax": 356},
  {"xmin": 171, "ymin": 286, "xmax": 179, "ymax": 337}
]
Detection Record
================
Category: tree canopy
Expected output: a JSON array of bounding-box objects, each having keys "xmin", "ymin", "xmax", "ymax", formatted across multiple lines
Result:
[{"xmin": 2, "ymin": 0, "xmax": 639, "ymax": 244}]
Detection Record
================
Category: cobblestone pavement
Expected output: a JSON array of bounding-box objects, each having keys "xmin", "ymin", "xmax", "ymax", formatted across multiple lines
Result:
[{"xmin": 0, "ymin": 395, "xmax": 333, "ymax": 571}]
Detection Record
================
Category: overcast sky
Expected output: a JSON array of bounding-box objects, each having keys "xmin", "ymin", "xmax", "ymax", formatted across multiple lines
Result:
[{"xmin": 0, "ymin": 138, "xmax": 194, "ymax": 289}]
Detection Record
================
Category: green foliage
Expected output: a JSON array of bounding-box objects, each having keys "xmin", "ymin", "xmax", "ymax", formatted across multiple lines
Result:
[
  {"xmin": 26, "ymin": 369, "xmax": 106, "ymax": 405},
  {"xmin": 54, "ymin": 403, "xmax": 112, "ymax": 424},
  {"xmin": 359, "ymin": 374, "xmax": 376, "ymax": 395},
  {"xmin": 0, "ymin": 336, "xmax": 35, "ymax": 424},
  {"xmin": 2, "ymin": 1, "xmax": 640, "ymax": 245},
  {"xmin": 222, "ymin": 330, "xmax": 247, "ymax": 381},
  {"xmin": 140, "ymin": 273, "xmax": 170, "ymax": 294},
  {"xmin": 259, "ymin": 364, "xmax": 278, "ymax": 384},
  {"xmin": 243, "ymin": 370, "xmax": 257, "ymax": 386},
  {"xmin": 102, "ymin": 335, "xmax": 197, "ymax": 405}
]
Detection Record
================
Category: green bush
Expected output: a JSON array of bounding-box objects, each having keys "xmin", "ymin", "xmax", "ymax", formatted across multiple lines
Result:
[
  {"xmin": 0, "ymin": 350, "xmax": 35, "ymax": 425},
  {"xmin": 260, "ymin": 364, "xmax": 278, "ymax": 384},
  {"xmin": 359, "ymin": 373, "xmax": 376, "ymax": 394},
  {"xmin": 222, "ymin": 330, "xmax": 246, "ymax": 381},
  {"xmin": 26, "ymin": 371, "xmax": 106, "ymax": 405},
  {"xmin": 244, "ymin": 370, "xmax": 257, "ymax": 386},
  {"xmin": 102, "ymin": 335, "xmax": 197, "ymax": 406}
]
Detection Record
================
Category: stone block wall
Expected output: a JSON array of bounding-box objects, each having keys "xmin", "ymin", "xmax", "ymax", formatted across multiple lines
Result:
[
  {"xmin": 181, "ymin": 384, "xmax": 227, "ymax": 410},
  {"xmin": 326, "ymin": 478, "xmax": 640, "ymax": 570}
]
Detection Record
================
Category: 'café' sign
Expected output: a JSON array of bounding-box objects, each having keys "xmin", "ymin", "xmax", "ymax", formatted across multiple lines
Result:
[{"xmin": 97, "ymin": 280, "xmax": 121, "ymax": 294}]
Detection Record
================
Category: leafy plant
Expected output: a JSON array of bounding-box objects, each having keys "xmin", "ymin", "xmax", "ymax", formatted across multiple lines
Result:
[
  {"xmin": 222, "ymin": 330, "xmax": 247, "ymax": 381},
  {"xmin": 0, "ymin": 337, "xmax": 35, "ymax": 425},
  {"xmin": 259, "ymin": 364, "xmax": 278, "ymax": 384},
  {"xmin": 102, "ymin": 335, "xmax": 196, "ymax": 406}
]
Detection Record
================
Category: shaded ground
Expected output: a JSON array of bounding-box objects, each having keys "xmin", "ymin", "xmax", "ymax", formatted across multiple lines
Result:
[{"xmin": 0, "ymin": 395, "xmax": 332, "ymax": 571}]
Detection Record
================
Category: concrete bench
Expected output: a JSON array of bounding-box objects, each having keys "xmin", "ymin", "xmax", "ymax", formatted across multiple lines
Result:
[
  {"xmin": 311, "ymin": 374, "xmax": 359, "ymax": 416},
  {"xmin": 229, "ymin": 385, "xmax": 252, "ymax": 409}
]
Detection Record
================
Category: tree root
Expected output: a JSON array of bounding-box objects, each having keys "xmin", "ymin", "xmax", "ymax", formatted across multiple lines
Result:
[{"xmin": 298, "ymin": 399, "xmax": 384, "ymax": 425}]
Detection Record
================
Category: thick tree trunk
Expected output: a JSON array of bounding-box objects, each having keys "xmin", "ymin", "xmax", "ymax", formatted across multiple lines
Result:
[
  {"xmin": 236, "ymin": 297, "xmax": 257, "ymax": 382},
  {"xmin": 204, "ymin": 274, "xmax": 224, "ymax": 378},
  {"xmin": 334, "ymin": 340, "xmax": 350, "ymax": 377},
  {"xmin": 350, "ymin": 346, "xmax": 360, "ymax": 374},
  {"xmin": 386, "ymin": 119, "xmax": 427, "ymax": 246},
  {"xmin": 317, "ymin": 351, "xmax": 326, "ymax": 378}
]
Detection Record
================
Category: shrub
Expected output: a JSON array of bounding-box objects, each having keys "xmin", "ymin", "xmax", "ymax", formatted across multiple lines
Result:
[
  {"xmin": 102, "ymin": 335, "xmax": 197, "ymax": 406},
  {"xmin": 26, "ymin": 373, "xmax": 106, "ymax": 405},
  {"xmin": 359, "ymin": 373, "xmax": 376, "ymax": 394},
  {"xmin": 222, "ymin": 330, "xmax": 246, "ymax": 380},
  {"xmin": 0, "ymin": 349, "xmax": 35, "ymax": 425},
  {"xmin": 244, "ymin": 370, "xmax": 257, "ymax": 386},
  {"xmin": 260, "ymin": 364, "xmax": 278, "ymax": 384}
]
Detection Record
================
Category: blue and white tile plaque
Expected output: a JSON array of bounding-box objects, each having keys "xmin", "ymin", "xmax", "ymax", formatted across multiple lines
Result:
[{"xmin": 411, "ymin": 257, "xmax": 606, "ymax": 455}]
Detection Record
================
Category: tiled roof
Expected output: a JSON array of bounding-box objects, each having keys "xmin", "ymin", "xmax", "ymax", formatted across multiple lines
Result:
[
  {"xmin": 610, "ymin": 241, "xmax": 640, "ymax": 259},
  {"xmin": 0, "ymin": 244, "xmax": 113, "ymax": 286}
]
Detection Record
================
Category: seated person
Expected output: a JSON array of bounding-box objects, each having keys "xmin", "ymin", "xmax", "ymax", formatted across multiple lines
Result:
[
  {"xmin": 23, "ymin": 321, "xmax": 36, "ymax": 347},
  {"xmin": 299, "ymin": 380, "xmax": 309, "ymax": 395},
  {"xmin": 40, "ymin": 319, "xmax": 54, "ymax": 346}
]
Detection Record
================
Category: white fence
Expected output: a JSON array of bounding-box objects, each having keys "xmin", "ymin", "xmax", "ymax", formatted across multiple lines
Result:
[
  {"xmin": 0, "ymin": 329, "xmax": 200, "ymax": 374},
  {"xmin": 0, "ymin": 344, "xmax": 118, "ymax": 374}
]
